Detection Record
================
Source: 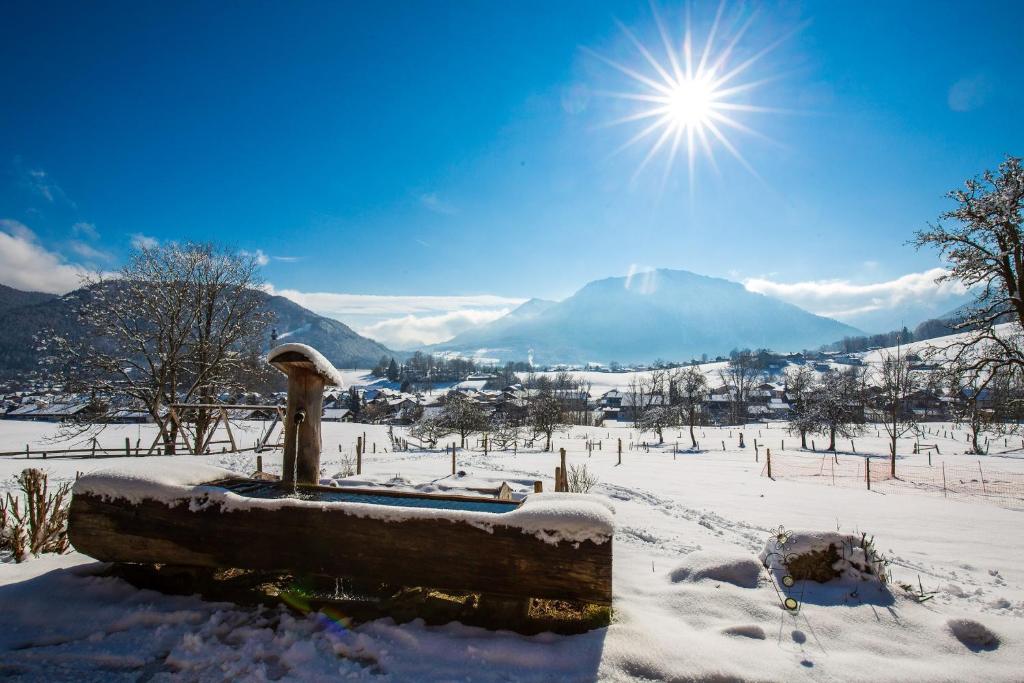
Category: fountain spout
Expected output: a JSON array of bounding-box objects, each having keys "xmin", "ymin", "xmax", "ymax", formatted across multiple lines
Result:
[{"xmin": 268, "ymin": 344, "xmax": 343, "ymax": 486}]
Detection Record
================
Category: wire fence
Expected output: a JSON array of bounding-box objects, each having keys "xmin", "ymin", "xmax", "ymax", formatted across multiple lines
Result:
[{"xmin": 761, "ymin": 452, "xmax": 1024, "ymax": 510}]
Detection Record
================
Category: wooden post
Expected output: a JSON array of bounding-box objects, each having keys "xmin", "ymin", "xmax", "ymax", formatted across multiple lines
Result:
[
  {"xmin": 451, "ymin": 443, "xmax": 456, "ymax": 475},
  {"xmin": 560, "ymin": 448, "xmax": 567, "ymax": 491},
  {"xmin": 617, "ymin": 438, "xmax": 622, "ymax": 465},
  {"xmin": 865, "ymin": 457, "xmax": 871, "ymax": 490},
  {"xmin": 766, "ymin": 448, "xmax": 772, "ymax": 479},
  {"xmin": 125, "ymin": 437, "xmax": 131, "ymax": 457},
  {"xmin": 533, "ymin": 480, "xmax": 543, "ymax": 493},
  {"xmin": 357, "ymin": 437, "xmax": 363, "ymax": 475},
  {"xmin": 257, "ymin": 455, "xmax": 263, "ymax": 473},
  {"xmin": 942, "ymin": 462, "xmax": 947, "ymax": 497},
  {"xmin": 270, "ymin": 346, "xmax": 337, "ymax": 486},
  {"xmin": 978, "ymin": 461, "xmax": 986, "ymax": 494},
  {"xmin": 555, "ymin": 466, "xmax": 562, "ymax": 492},
  {"xmin": 755, "ymin": 443, "xmax": 759, "ymax": 462}
]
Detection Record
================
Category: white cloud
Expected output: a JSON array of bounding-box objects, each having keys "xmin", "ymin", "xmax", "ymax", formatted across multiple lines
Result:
[
  {"xmin": 948, "ymin": 74, "xmax": 993, "ymax": 112},
  {"xmin": 241, "ymin": 249, "xmax": 270, "ymax": 266},
  {"xmin": 0, "ymin": 220, "xmax": 90, "ymax": 294},
  {"xmin": 68, "ymin": 240, "xmax": 113, "ymax": 262},
  {"xmin": 419, "ymin": 192, "xmax": 458, "ymax": 215},
  {"xmin": 359, "ymin": 308, "xmax": 514, "ymax": 348},
  {"xmin": 743, "ymin": 268, "xmax": 971, "ymax": 320},
  {"xmin": 72, "ymin": 222, "xmax": 100, "ymax": 240},
  {"xmin": 130, "ymin": 233, "xmax": 159, "ymax": 249},
  {"xmin": 265, "ymin": 284, "xmax": 526, "ymax": 348}
]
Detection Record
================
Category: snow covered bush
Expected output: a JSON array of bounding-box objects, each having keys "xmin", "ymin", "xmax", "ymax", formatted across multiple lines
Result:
[
  {"xmin": 566, "ymin": 463, "xmax": 599, "ymax": 493},
  {"xmin": 760, "ymin": 529, "xmax": 888, "ymax": 585},
  {"xmin": 1, "ymin": 468, "xmax": 72, "ymax": 562}
]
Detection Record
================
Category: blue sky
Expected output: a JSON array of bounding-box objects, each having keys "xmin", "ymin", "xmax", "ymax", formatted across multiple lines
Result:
[{"xmin": 2, "ymin": 1, "xmax": 1022, "ymax": 348}]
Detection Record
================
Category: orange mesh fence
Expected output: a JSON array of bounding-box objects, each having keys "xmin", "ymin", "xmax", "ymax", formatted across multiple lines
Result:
[{"xmin": 761, "ymin": 452, "xmax": 1024, "ymax": 509}]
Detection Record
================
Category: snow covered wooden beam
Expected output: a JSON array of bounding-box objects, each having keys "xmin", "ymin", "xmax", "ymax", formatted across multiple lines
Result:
[
  {"xmin": 67, "ymin": 466, "xmax": 615, "ymax": 605},
  {"xmin": 268, "ymin": 343, "xmax": 344, "ymax": 485}
]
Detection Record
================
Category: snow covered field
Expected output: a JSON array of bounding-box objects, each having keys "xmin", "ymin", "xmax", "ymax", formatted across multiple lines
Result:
[{"xmin": 2, "ymin": 419, "xmax": 1023, "ymax": 681}]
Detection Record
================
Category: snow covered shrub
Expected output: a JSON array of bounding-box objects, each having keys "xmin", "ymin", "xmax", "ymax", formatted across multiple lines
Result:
[
  {"xmin": 332, "ymin": 453, "xmax": 357, "ymax": 479},
  {"xmin": 566, "ymin": 463, "xmax": 599, "ymax": 493},
  {"xmin": 1, "ymin": 469, "xmax": 72, "ymax": 562},
  {"xmin": 760, "ymin": 530, "xmax": 887, "ymax": 585}
]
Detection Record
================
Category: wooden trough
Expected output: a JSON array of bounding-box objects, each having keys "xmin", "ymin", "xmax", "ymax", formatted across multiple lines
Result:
[
  {"xmin": 69, "ymin": 477, "xmax": 613, "ymax": 605},
  {"xmin": 67, "ymin": 344, "xmax": 613, "ymax": 612}
]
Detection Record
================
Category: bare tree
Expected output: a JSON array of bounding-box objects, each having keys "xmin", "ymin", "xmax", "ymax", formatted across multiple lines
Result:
[
  {"xmin": 943, "ymin": 362, "xmax": 1021, "ymax": 454},
  {"xmin": 676, "ymin": 366, "xmax": 709, "ymax": 448},
  {"xmin": 874, "ymin": 341, "xmax": 920, "ymax": 476},
  {"xmin": 636, "ymin": 405, "xmax": 679, "ymax": 444},
  {"xmin": 47, "ymin": 242, "xmax": 271, "ymax": 453},
  {"xmin": 438, "ymin": 392, "xmax": 488, "ymax": 448},
  {"xmin": 719, "ymin": 351, "xmax": 761, "ymax": 425},
  {"xmin": 806, "ymin": 369, "xmax": 865, "ymax": 452},
  {"xmin": 528, "ymin": 392, "xmax": 567, "ymax": 451},
  {"xmin": 913, "ymin": 155, "xmax": 1024, "ymax": 375},
  {"xmin": 786, "ymin": 365, "xmax": 817, "ymax": 449},
  {"xmin": 488, "ymin": 413, "xmax": 520, "ymax": 450}
]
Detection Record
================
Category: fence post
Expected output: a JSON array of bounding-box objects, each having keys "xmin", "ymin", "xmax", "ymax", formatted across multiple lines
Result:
[
  {"xmin": 618, "ymin": 438, "xmax": 622, "ymax": 465},
  {"xmin": 865, "ymin": 457, "xmax": 870, "ymax": 490},
  {"xmin": 555, "ymin": 466, "xmax": 562, "ymax": 492},
  {"xmin": 560, "ymin": 448, "xmax": 567, "ymax": 490},
  {"xmin": 766, "ymin": 448, "xmax": 772, "ymax": 479},
  {"xmin": 755, "ymin": 443, "xmax": 759, "ymax": 462},
  {"xmin": 978, "ymin": 461, "xmax": 987, "ymax": 494},
  {"xmin": 451, "ymin": 443, "xmax": 456, "ymax": 475},
  {"xmin": 534, "ymin": 480, "xmax": 543, "ymax": 493},
  {"xmin": 942, "ymin": 461, "xmax": 947, "ymax": 497},
  {"xmin": 356, "ymin": 436, "xmax": 363, "ymax": 475},
  {"xmin": 257, "ymin": 455, "xmax": 263, "ymax": 473},
  {"xmin": 125, "ymin": 437, "xmax": 131, "ymax": 457}
]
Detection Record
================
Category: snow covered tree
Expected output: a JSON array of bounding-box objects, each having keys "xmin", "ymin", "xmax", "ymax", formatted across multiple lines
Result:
[
  {"xmin": 719, "ymin": 351, "xmax": 762, "ymax": 425},
  {"xmin": 914, "ymin": 155, "xmax": 1024, "ymax": 375},
  {"xmin": 676, "ymin": 366, "xmax": 709, "ymax": 448},
  {"xmin": 805, "ymin": 369, "xmax": 865, "ymax": 452},
  {"xmin": 438, "ymin": 392, "xmax": 488, "ymax": 448},
  {"xmin": 786, "ymin": 365, "xmax": 817, "ymax": 449},
  {"xmin": 874, "ymin": 341, "xmax": 920, "ymax": 476},
  {"xmin": 942, "ymin": 362, "xmax": 1021, "ymax": 454},
  {"xmin": 488, "ymin": 413, "xmax": 520, "ymax": 450},
  {"xmin": 47, "ymin": 242, "xmax": 271, "ymax": 453},
  {"xmin": 636, "ymin": 405, "xmax": 680, "ymax": 444},
  {"xmin": 528, "ymin": 392, "xmax": 567, "ymax": 451}
]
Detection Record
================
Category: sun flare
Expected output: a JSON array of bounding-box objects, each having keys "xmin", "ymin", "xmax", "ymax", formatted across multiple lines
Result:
[{"xmin": 590, "ymin": 3, "xmax": 795, "ymax": 185}]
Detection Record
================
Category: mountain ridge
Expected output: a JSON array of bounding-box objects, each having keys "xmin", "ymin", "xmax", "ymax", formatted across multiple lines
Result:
[
  {"xmin": 0, "ymin": 283, "xmax": 396, "ymax": 377},
  {"xmin": 428, "ymin": 268, "xmax": 862, "ymax": 364}
]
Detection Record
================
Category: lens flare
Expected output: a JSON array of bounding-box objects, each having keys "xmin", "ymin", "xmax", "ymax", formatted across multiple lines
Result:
[{"xmin": 589, "ymin": 2, "xmax": 798, "ymax": 187}]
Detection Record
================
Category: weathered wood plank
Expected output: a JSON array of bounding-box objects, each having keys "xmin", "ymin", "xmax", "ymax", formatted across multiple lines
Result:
[{"xmin": 68, "ymin": 492, "xmax": 613, "ymax": 604}]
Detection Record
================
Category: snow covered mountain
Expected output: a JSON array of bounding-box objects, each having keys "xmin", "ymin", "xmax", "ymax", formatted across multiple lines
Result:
[
  {"xmin": 0, "ymin": 283, "xmax": 395, "ymax": 377},
  {"xmin": 428, "ymin": 269, "xmax": 861, "ymax": 364}
]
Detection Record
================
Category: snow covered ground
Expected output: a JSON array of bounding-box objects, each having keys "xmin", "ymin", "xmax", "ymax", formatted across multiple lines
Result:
[{"xmin": 2, "ymin": 419, "xmax": 1023, "ymax": 681}]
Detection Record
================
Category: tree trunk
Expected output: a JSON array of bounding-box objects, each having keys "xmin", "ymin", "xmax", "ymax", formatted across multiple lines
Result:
[
  {"xmin": 689, "ymin": 420, "xmax": 697, "ymax": 449},
  {"xmin": 828, "ymin": 428, "xmax": 836, "ymax": 451},
  {"xmin": 800, "ymin": 429, "xmax": 807, "ymax": 450}
]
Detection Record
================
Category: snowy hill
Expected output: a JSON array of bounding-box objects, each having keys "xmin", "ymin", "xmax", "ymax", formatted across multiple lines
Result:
[
  {"xmin": 428, "ymin": 269, "xmax": 861, "ymax": 364},
  {"xmin": 0, "ymin": 283, "xmax": 396, "ymax": 376}
]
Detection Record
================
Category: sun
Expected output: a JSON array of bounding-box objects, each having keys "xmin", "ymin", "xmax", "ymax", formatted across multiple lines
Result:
[
  {"xmin": 665, "ymin": 77, "xmax": 714, "ymax": 128},
  {"xmin": 588, "ymin": 3, "xmax": 796, "ymax": 185}
]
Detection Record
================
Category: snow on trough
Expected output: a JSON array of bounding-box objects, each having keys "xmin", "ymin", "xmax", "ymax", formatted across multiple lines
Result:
[{"xmin": 73, "ymin": 463, "xmax": 615, "ymax": 546}]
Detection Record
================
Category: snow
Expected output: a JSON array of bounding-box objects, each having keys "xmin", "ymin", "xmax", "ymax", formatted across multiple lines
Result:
[
  {"xmin": 268, "ymin": 343, "xmax": 346, "ymax": 388},
  {"xmin": 74, "ymin": 463, "xmax": 614, "ymax": 546},
  {"xmin": 3, "ymin": 419, "xmax": 1024, "ymax": 680}
]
